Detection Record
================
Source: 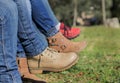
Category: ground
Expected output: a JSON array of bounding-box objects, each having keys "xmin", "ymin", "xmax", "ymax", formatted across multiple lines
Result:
[{"xmin": 36, "ymin": 26, "xmax": 120, "ymax": 83}]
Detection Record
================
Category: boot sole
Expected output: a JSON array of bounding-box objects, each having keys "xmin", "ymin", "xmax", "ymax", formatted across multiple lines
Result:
[{"xmin": 29, "ymin": 56, "xmax": 79, "ymax": 74}]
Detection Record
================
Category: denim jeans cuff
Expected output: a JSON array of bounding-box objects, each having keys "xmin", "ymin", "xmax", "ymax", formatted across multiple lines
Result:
[
  {"xmin": 17, "ymin": 52, "xmax": 26, "ymax": 58},
  {"xmin": 45, "ymin": 22, "xmax": 60, "ymax": 37},
  {"xmin": 46, "ymin": 29, "xmax": 59, "ymax": 37}
]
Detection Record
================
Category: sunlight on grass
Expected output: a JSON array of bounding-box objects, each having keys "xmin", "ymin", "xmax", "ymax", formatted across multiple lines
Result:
[{"xmin": 37, "ymin": 26, "xmax": 120, "ymax": 83}]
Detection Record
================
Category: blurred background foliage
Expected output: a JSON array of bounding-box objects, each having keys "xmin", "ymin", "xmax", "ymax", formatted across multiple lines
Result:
[{"xmin": 49, "ymin": 0, "xmax": 120, "ymax": 26}]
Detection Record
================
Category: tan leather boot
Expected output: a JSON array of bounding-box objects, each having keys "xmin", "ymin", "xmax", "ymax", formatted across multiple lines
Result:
[
  {"xmin": 27, "ymin": 47, "xmax": 78, "ymax": 74},
  {"xmin": 47, "ymin": 32, "xmax": 87, "ymax": 53},
  {"xmin": 17, "ymin": 58, "xmax": 46, "ymax": 83}
]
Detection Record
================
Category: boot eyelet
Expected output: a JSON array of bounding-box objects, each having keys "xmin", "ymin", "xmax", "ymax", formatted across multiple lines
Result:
[
  {"xmin": 52, "ymin": 38, "xmax": 57, "ymax": 42},
  {"xmin": 60, "ymin": 45, "xmax": 66, "ymax": 50}
]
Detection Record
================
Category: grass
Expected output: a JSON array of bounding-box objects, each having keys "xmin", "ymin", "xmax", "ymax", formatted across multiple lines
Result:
[{"xmin": 37, "ymin": 26, "xmax": 120, "ymax": 83}]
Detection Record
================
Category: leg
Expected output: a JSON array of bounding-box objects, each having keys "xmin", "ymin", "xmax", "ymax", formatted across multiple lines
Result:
[
  {"xmin": 14, "ymin": 0, "xmax": 48, "ymax": 57},
  {"xmin": 0, "ymin": 0, "xmax": 22, "ymax": 83},
  {"xmin": 30, "ymin": 0, "xmax": 60, "ymax": 37},
  {"xmin": 15, "ymin": 0, "xmax": 78, "ymax": 75},
  {"xmin": 29, "ymin": 0, "xmax": 80, "ymax": 39},
  {"xmin": 14, "ymin": 0, "xmax": 47, "ymax": 82},
  {"xmin": 17, "ymin": 38, "xmax": 46, "ymax": 82},
  {"xmin": 28, "ymin": 0, "xmax": 87, "ymax": 53}
]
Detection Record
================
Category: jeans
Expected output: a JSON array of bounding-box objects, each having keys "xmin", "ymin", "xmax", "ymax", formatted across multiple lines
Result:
[
  {"xmin": 25, "ymin": 0, "xmax": 31, "ymax": 16},
  {"xmin": 17, "ymin": 0, "xmax": 59, "ymax": 57},
  {"xmin": 17, "ymin": 39, "xmax": 26, "ymax": 58},
  {"xmin": 0, "ymin": 0, "xmax": 22, "ymax": 83},
  {"xmin": 0, "ymin": 0, "xmax": 48, "ymax": 82},
  {"xmin": 30, "ymin": 0, "xmax": 60, "ymax": 37},
  {"xmin": 15, "ymin": 0, "xmax": 48, "ymax": 57}
]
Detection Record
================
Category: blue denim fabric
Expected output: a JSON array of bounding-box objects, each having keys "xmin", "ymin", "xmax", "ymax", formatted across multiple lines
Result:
[
  {"xmin": 0, "ymin": 0, "xmax": 48, "ymax": 82},
  {"xmin": 17, "ymin": 38, "xmax": 26, "ymax": 58},
  {"xmin": 17, "ymin": 0, "xmax": 60, "ymax": 57},
  {"xmin": 15, "ymin": 0, "xmax": 48, "ymax": 57},
  {"xmin": 30, "ymin": 0, "xmax": 60, "ymax": 37},
  {"xmin": 26, "ymin": 0, "xmax": 31, "ymax": 16},
  {"xmin": 0, "ymin": 0, "xmax": 22, "ymax": 83}
]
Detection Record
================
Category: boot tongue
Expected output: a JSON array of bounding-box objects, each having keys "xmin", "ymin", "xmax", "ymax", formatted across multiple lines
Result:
[{"xmin": 41, "ymin": 47, "xmax": 58, "ymax": 56}]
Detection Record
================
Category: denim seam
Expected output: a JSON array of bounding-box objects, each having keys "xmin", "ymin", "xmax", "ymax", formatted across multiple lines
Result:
[
  {"xmin": 1, "ymin": 11, "xmax": 9, "ymax": 71},
  {"xmin": 1, "ymin": 11, "xmax": 16, "ymax": 82},
  {"xmin": 1, "ymin": 5, "xmax": 18, "ymax": 82}
]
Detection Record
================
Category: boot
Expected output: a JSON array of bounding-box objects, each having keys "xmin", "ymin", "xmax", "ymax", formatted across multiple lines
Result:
[
  {"xmin": 47, "ymin": 32, "xmax": 87, "ymax": 53},
  {"xmin": 27, "ymin": 47, "xmax": 78, "ymax": 74},
  {"xmin": 17, "ymin": 58, "xmax": 46, "ymax": 83}
]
